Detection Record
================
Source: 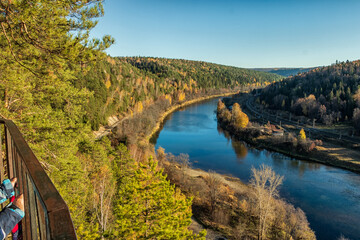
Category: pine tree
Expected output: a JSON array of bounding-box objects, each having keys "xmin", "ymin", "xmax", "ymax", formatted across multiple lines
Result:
[
  {"xmin": 0, "ymin": 1, "xmax": 114, "ymax": 237},
  {"xmin": 113, "ymin": 155, "xmax": 206, "ymax": 239}
]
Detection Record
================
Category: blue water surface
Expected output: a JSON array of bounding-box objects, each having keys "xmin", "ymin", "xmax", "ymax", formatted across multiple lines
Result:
[{"xmin": 154, "ymin": 98, "xmax": 360, "ymax": 240}]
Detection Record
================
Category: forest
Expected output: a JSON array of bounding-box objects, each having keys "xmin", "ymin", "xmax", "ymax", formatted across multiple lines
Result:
[
  {"xmin": 253, "ymin": 67, "xmax": 315, "ymax": 77},
  {"xmin": 0, "ymin": 1, "xmax": 286, "ymax": 239},
  {"xmin": 78, "ymin": 56, "xmax": 282, "ymax": 130},
  {"xmin": 259, "ymin": 60, "xmax": 360, "ymax": 131}
]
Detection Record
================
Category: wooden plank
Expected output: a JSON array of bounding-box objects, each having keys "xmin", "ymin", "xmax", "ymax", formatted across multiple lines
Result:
[
  {"xmin": 11, "ymin": 138, "xmax": 16, "ymax": 179},
  {"xmin": 2, "ymin": 119, "xmax": 77, "ymax": 239},
  {"xmin": 36, "ymin": 194, "xmax": 47, "ymax": 239},
  {"xmin": 14, "ymin": 152, "xmax": 21, "ymax": 196},
  {"xmin": 27, "ymin": 175, "xmax": 38, "ymax": 240},
  {"xmin": 48, "ymin": 209, "xmax": 77, "ymax": 240},
  {"xmin": 0, "ymin": 125, "xmax": 4, "ymax": 182},
  {"xmin": 17, "ymin": 152, "xmax": 25, "ymax": 240},
  {"xmin": 22, "ymin": 163, "xmax": 31, "ymax": 240},
  {"xmin": 0, "ymin": 126, "xmax": 5, "ymax": 210},
  {"xmin": 4, "ymin": 127, "xmax": 12, "ymax": 179}
]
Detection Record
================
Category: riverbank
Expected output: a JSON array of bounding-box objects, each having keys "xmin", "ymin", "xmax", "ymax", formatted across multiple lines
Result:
[
  {"xmin": 151, "ymin": 97, "xmax": 316, "ymax": 239},
  {"xmin": 95, "ymin": 90, "xmax": 238, "ymax": 142},
  {"xmin": 154, "ymin": 97, "xmax": 360, "ymax": 239},
  {"xmin": 256, "ymin": 138, "xmax": 360, "ymax": 173},
  {"xmin": 146, "ymin": 91, "xmax": 238, "ymax": 141},
  {"xmin": 220, "ymin": 94, "xmax": 360, "ymax": 174},
  {"xmin": 218, "ymin": 117, "xmax": 360, "ymax": 174},
  {"xmin": 157, "ymin": 155, "xmax": 315, "ymax": 240}
]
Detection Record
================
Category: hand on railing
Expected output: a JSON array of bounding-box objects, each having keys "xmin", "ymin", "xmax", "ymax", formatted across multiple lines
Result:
[{"xmin": 0, "ymin": 178, "xmax": 24, "ymax": 240}]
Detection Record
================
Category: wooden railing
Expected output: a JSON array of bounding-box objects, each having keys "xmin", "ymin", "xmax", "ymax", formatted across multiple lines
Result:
[{"xmin": 0, "ymin": 119, "xmax": 77, "ymax": 240}]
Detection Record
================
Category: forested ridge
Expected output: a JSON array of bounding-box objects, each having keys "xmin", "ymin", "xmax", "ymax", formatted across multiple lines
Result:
[
  {"xmin": 259, "ymin": 60, "xmax": 360, "ymax": 130},
  {"xmin": 78, "ymin": 56, "xmax": 282, "ymax": 130},
  {"xmin": 0, "ymin": 1, "xmax": 285, "ymax": 239},
  {"xmin": 253, "ymin": 67, "xmax": 316, "ymax": 77}
]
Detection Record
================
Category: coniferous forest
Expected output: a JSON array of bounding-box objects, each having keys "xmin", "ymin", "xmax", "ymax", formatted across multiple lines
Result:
[
  {"xmin": 0, "ymin": 1, "xmax": 288, "ymax": 239},
  {"xmin": 259, "ymin": 60, "xmax": 360, "ymax": 130}
]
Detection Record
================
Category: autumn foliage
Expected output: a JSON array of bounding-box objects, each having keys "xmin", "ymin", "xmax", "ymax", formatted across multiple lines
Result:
[
  {"xmin": 298, "ymin": 128, "xmax": 306, "ymax": 141},
  {"xmin": 231, "ymin": 103, "xmax": 249, "ymax": 129},
  {"xmin": 259, "ymin": 60, "xmax": 360, "ymax": 130}
]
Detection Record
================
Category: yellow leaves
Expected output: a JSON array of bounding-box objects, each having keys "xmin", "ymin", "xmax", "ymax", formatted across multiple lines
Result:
[
  {"xmin": 105, "ymin": 79, "xmax": 111, "ymax": 89},
  {"xmin": 217, "ymin": 99, "xmax": 226, "ymax": 112},
  {"xmin": 165, "ymin": 94, "xmax": 172, "ymax": 105},
  {"xmin": 144, "ymin": 99, "xmax": 153, "ymax": 107},
  {"xmin": 135, "ymin": 77, "xmax": 142, "ymax": 86},
  {"xmin": 231, "ymin": 103, "xmax": 249, "ymax": 129},
  {"xmin": 134, "ymin": 101, "xmax": 143, "ymax": 114},
  {"xmin": 299, "ymin": 128, "xmax": 306, "ymax": 141},
  {"xmin": 354, "ymin": 89, "xmax": 360, "ymax": 106},
  {"xmin": 306, "ymin": 94, "xmax": 316, "ymax": 101},
  {"xmin": 177, "ymin": 91, "xmax": 186, "ymax": 102},
  {"xmin": 178, "ymin": 70, "xmax": 187, "ymax": 77},
  {"xmin": 239, "ymin": 199, "xmax": 249, "ymax": 212},
  {"xmin": 104, "ymin": 73, "xmax": 111, "ymax": 89},
  {"xmin": 107, "ymin": 57, "xmax": 116, "ymax": 65}
]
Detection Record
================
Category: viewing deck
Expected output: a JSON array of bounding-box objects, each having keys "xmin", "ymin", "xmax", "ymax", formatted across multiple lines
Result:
[{"xmin": 0, "ymin": 119, "xmax": 76, "ymax": 239}]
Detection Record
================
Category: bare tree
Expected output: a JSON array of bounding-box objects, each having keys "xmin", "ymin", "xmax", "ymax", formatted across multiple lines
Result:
[
  {"xmin": 250, "ymin": 164, "xmax": 283, "ymax": 240},
  {"xmin": 177, "ymin": 153, "xmax": 190, "ymax": 182},
  {"xmin": 93, "ymin": 165, "xmax": 115, "ymax": 237},
  {"xmin": 156, "ymin": 147, "xmax": 166, "ymax": 166},
  {"xmin": 338, "ymin": 235, "xmax": 350, "ymax": 240},
  {"xmin": 206, "ymin": 170, "xmax": 222, "ymax": 214}
]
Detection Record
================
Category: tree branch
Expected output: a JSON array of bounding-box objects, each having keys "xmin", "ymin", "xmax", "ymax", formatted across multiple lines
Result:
[{"xmin": 1, "ymin": 22, "xmax": 39, "ymax": 76}]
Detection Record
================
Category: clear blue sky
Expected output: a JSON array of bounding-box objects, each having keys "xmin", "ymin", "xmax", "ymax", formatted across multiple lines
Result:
[{"xmin": 91, "ymin": 0, "xmax": 360, "ymax": 68}]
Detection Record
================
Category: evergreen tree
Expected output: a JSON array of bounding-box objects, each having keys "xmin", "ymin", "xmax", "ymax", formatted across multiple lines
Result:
[
  {"xmin": 0, "ymin": 0, "xmax": 113, "ymax": 237},
  {"xmin": 113, "ymin": 155, "xmax": 206, "ymax": 239}
]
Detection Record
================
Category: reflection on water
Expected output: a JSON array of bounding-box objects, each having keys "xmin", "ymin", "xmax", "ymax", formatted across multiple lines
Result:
[
  {"xmin": 218, "ymin": 125, "xmax": 248, "ymax": 160},
  {"xmin": 155, "ymin": 98, "xmax": 360, "ymax": 240},
  {"xmin": 231, "ymin": 140, "xmax": 248, "ymax": 160}
]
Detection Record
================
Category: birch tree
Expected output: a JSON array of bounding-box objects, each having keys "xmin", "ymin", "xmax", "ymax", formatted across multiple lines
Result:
[{"xmin": 250, "ymin": 164, "xmax": 283, "ymax": 240}]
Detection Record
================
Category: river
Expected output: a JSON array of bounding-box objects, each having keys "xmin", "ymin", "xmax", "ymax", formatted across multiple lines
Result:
[{"xmin": 152, "ymin": 98, "xmax": 360, "ymax": 240}]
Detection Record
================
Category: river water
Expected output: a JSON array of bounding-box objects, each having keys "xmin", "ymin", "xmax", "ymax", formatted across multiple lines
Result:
[{"xmin": 152, "ymin": 98, "xmax": 360, "ymax": 240}]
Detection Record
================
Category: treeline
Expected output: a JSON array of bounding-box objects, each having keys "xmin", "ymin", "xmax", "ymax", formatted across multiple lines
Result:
[
  {"xmin": 259, "ymin": 60, "xmax": 360, "ymax": 129},
  {"xmin": 253, "ymin": 67, "xmax": 315, "ymax": 77},
  {"xmin": 79, "ymin": 57, "xmax": 282, "ymax": 129},
  {"xmin": 122, "ymin": 57, "xmax": 283, "ymax": 89}
]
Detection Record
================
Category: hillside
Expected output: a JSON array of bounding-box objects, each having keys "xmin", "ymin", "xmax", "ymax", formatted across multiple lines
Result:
[
  {"xmin": 77, "ymin": 57, "xmax": 283, "ymax": 130},
  {"xmin": 253, "ymin": 67, "xmax": 315, "ymax": 77},
  {"xmin": 259, "ymin": 60, "xmax": 360, "ymax": 129}
]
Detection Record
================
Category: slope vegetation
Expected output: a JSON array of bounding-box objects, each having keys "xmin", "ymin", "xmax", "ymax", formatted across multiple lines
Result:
[
  {"xmin": 78, "ymin": 57, "xmax": 283, "ymax": 130},
  {"xmin": 259, "ymin": 60, "xmax": 360, "ymax": 128},
  {"xmin": 253, "ymin": 67, "xmax": 315, "ymax": 77}
]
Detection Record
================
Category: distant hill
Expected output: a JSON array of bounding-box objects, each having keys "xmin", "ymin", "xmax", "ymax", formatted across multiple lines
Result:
[
  {"xmin": 253, "ymin": 67, "xmax": 316, "ymax": 77},
  {"xmin": 259, "ymin": 60, "xmax": 360, "ymax": 127},
  {"xmin": 79, "ymin": 57, "xmax": 283, "ymax": 129}
]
